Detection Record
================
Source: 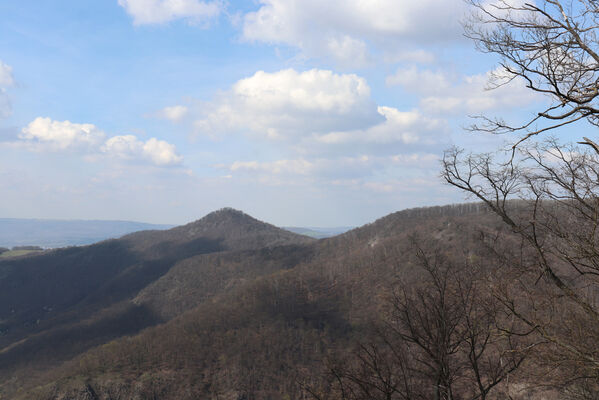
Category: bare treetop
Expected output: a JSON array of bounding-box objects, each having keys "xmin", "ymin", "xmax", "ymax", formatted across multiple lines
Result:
[{"xmin": 466, "ymin": 0, "xmax": 599, "ymax": 149}]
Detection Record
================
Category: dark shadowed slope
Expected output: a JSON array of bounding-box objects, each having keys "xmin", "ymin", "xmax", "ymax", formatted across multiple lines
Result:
[
  {"xmin": 133, "ymin": 244, "xmax": 316, "ymax": 320},
  {"xmin": 0, "ymin": 208, "xmax": 314, "ymax": 397},
  {"xmin": 0, "ymin": 208, "xmax": 312, "ymax": 328}
]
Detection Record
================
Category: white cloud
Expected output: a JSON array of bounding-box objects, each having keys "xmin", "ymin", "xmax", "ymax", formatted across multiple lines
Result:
[
  {"xmin": 118, "ymin": 0, "xmax": 221, "ymax": 25},
  {"xmin": 162, "ymin": 68, "xmax": 449, "ymax": 160},
  {"xmin": 19, "ymin": 117, "xmax": 106, "ymax": 150},
  {"xmin": 387, "ymin": 66, "xmax": 538, "ymax": 115},
  {"xmin": 324, "ymin": 36, "xmax": 370, "ymax": 67},
  {"xmin": 142, "ymin": 138, "xmax": 183, "ymax": 165},
  {"xmin": 158, "ymin": 105, "xmax": 188, "ymax": 122},
  {"xmin": 242, "ymin": 0, "xmax": 466, "ymax": 66},
  {"xmin": 101, "ymin": 134, "xmax": 141, "ymax": 156},
  {"xmin": 16, "ymin": 117, "xmax": 182, "ymax": 166},
  {"xmin": 193, "ymin": 68, "xmax": 382, "ymax": 140},
  {"xmin": 102, "ymin": 135, "xmax": 182, "ymax": 166},
  {"xmin": 0, "ymin": 60, "xmax": 15, "ymax": 119},
  {"xmin": 313, "ymin": 106, "xmax": 446, "ymax": 145},
  {"xmin": 232, "ymin": 69, "xmax": 370, "ymax": 113}
]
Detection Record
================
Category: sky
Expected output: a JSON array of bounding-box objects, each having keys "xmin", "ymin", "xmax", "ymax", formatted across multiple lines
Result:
[{"xmin": 0, "ymin": 0, "xmax": 547, "ymax": 226}]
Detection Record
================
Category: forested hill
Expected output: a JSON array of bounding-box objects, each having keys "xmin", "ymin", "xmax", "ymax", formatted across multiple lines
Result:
[
  {"xmin": 121, "ymin": 207, "xmax": 314, "ymax": 254},
  {"xmin": 0, "ymin": 203, "xmax": 534, "ymax": 400},
  {"xmin": 0, "ymin": 218, "xmax": 173, "ymax": 248},
  {"xmin": 0, "ymin": 208, "xmax": 315, "ymax": 398}
]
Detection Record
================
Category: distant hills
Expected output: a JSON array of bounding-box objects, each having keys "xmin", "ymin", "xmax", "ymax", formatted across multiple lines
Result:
[
  {"xmin": 0, "ymin": 217, "xmax": 348, "ymax": 249},
  {"xmin": 283, "ymin": 226, "xmax": 353, "ymax": 238},
  {"xmin": 0, "ymin": 218, "xmax": 173, "ymax": 248}
]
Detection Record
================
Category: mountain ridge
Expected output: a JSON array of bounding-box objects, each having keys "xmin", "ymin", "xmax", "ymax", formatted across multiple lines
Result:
[{"xmin": 0, "ymin": 203, "xmax": 512, "ymax": 400}]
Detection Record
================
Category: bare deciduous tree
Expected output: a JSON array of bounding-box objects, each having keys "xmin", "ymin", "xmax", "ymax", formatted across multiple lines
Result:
[
  {"xmin": 312, "ymin": 242, "xmax": 526, "ymax": 400},
  {"xmin": 442, "ymin": 1, "xmax": 599, "ymax": 396},
  {"xmin": 465, "ymin": 0, "xmax": 599, "ymax": 150},
  {"xmin": 443, "ymin": 140, "xmax": 599, "ymax": 397}
]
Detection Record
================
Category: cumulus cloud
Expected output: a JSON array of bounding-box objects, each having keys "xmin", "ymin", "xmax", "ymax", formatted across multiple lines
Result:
[
  {"xmin": 242, "ymin": 0, "xmax": 466, "ymax": 66},
  {"xmin": 102, "ymin": 135, "xmax": 182, "ymax": 165},
  {"xmin": 313, "ymin": 106, "xmax": 446, "ymax": 146},
  {"xmin": 161, "ymin": 68, "xmax": 449, "ymax": 160},
  {"xmin": 19, "ymin": 117, "xmax": 106, "ymax": 150},
  {"xmin": 118, "ymin": 0, "xmax": 221, "ymax": 25},
  {"xmin": 154, "ymin": 67, "xmax": 451, "ymax": 195},
  {"xmin": 157, "ymin": 105, "xmax": 188, "ymax": 122},
  {"xmin": 142, "ymin": 138, "xmax": 182, "ymax": 165},
  {"xmin": 0, "ymin": 60, "xmax": 15, "ymax": 119},
  {"xmin": 386, "ymin": 66, "xmax": 538, "ymax": 115},
  {"xmin": 193, "ymin": 68, "xmax": 382, "ymax": 140},
  {"xmin": 16, "ymin": 117, "xmax": 182, "ymax": 166}
]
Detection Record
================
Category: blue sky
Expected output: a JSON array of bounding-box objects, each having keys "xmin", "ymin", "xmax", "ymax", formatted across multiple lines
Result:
[{"xmin": 0, "ymin": 0, "xmax": 550, "ymax": 226}]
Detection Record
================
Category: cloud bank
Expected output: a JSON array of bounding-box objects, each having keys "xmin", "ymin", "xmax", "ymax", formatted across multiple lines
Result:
[
  {"xmin": 185, "ymin": 69, "xmax": 448, "ymax": 158},
  {"xmin": 157, "ymin": 68, "xmax": 450, "ymax": 193},
  {"xmin": 102, "ymin": 135, "xmax": 183, "ymax": 165},
  {"xmin": 242, "ymin": 0, "xmax": 466, "ymax": 66},
  {"xmin": 17, "ymin": 117, "xmax": 182, "ymax": 166},
  {"xmin": 194, "ymin": 69, "xmax": 383, "ymax": 140},
  {"xmin": 387, "ymin": 66, "xmax": 538, "ymax": 115}
]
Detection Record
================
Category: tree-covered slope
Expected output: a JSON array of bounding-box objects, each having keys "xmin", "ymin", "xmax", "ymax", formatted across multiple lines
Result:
[
  {"xmin": 0, "ymin": 208, "xmax": 314, "ymax": 398},
  {"xmin": 8, "ymin": 203, "xmax": 518, "ymax": 400}
]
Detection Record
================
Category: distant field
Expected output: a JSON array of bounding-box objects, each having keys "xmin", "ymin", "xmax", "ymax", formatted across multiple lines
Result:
[{"xmin": 0, "ymin": 249, "xmax": 44, "ymax": 258}]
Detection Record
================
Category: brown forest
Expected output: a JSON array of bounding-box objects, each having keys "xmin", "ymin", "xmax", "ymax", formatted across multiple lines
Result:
[{"xmin": 0, "ymin": 203, "xmax": 589, "ymax": 399}]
